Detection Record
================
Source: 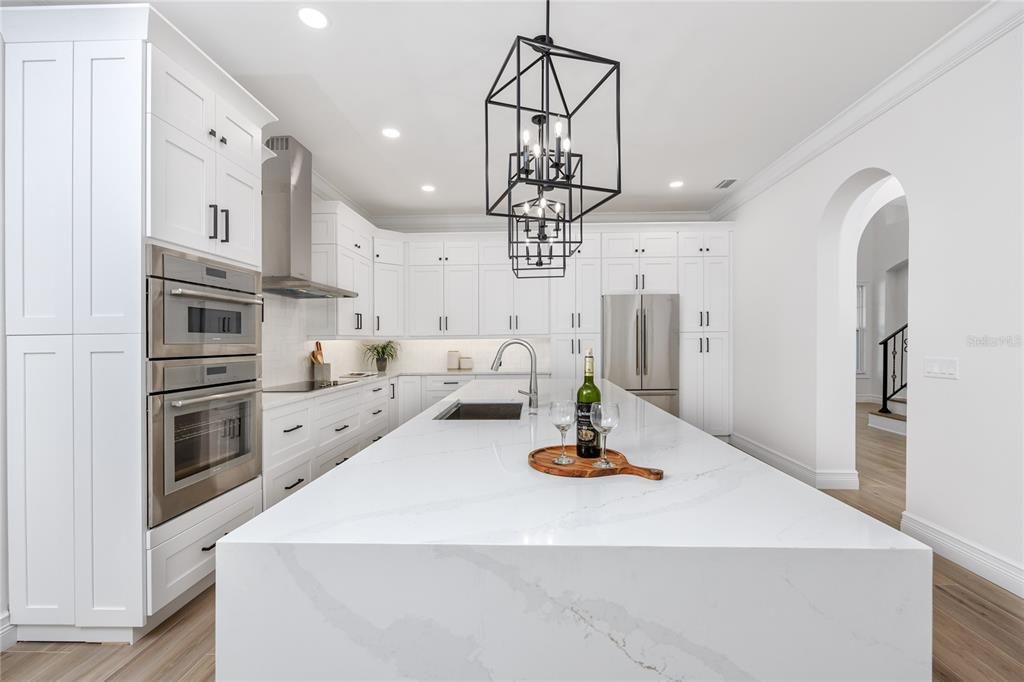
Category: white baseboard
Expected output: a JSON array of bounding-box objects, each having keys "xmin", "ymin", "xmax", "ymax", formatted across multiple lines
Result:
[
  {"xmin": 0, "ymin": 611, "xmax": 16, "ymax": 651},
  {"xmin": 729, "ymin": 433, "xmax": 859, "ymax": 490},
  {"xmin": 815, "ymin": 470, "xmax": 861, "ymax": 490},
  {"xmin": 868, "ymin": 413, "xmax": 907, "ymax": 435},
  {"xmin": 729, "ymin": 433, "xmax": 816, "ymax": 485},
  {"xmin": 901, "ymin": 512, "xmax": 1024, "ymax": 598}
]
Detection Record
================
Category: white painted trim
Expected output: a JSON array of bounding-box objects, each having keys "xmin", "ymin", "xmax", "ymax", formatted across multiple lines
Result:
[
  {"xmin": 0, "ymin": 613, "xmax": 16, "ymax": 651},
  {"xmin": 901, "ymin": 512, "xmax": 1024, "ymax": 598},
  {"xmin": 372, "ymin": 210, "xmax": 714, "ymax": 233},
  {"xmin": 311, "ymin": 170, "xmax": 372, "ymax": 220},
  {"xmin": 710, "ymin": 2, "xmax": 1024, "ymax": 220},
  {"xmin": 868, "ymin": 412, "xmax": 907, "ymax": 436},
  {"xmin": 729, "ymin": 433, "xmax": 816, "ymax": 486},
  {"xmin": 730, "ymin": 433, "xmax": 859, "ymax": 489},
  {"xmin": 814, "ymin": 470, "xmax": 860, "ymax": 490}
]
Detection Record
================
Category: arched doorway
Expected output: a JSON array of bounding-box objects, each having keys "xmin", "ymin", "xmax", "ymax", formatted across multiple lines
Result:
[{"xmin": 815, "ymin": 169, "xmax": 908, "ymax": 488}]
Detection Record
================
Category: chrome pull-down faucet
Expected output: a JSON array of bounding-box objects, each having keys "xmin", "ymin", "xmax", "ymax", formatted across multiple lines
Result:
[{"xmin": 490, "ymin": 338, "xmax": 539, "ymax": 412}]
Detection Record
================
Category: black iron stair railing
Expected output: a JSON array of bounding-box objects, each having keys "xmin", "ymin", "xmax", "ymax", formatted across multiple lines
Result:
[{"xmin": 878, "ymin": 323, "xmax": 908, "ymax": 414}]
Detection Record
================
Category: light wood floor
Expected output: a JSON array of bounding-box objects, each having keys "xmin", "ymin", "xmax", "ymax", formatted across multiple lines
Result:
[
  {"xmin": 2, "ymin": 403, "xmax": 1022, "ymax": 681},
  {"xmin": 827, "ymin": 403, "xmax": 1024, "ymax": 681}
]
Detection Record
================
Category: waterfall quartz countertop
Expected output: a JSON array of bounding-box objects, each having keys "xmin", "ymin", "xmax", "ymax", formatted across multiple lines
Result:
[{"xmin": 218, "ymin": 379, "xmax": 931, "ymax": 681}]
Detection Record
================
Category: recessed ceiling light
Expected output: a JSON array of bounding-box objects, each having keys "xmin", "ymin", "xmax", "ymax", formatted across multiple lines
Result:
[
  {"xmin": 381, "ymin": 128, "xmax": 401, "ymax": 139},
  {"xmin": 421, "ymin": 185, "xmax": 436, "ymax": 193},
  {"xmin": 298, "ymin": 7, "xmax": 328, "ymax": 29},
  {"xmin": 669, "ymin": 180, "xmax": 685, "ymax": 189}
]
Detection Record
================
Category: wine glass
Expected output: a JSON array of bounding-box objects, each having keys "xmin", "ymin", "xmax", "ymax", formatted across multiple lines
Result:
[
  {"xmin": 549, "ymin": 401, "xmax": 576, "ymax": 465},
  {"xmin": 589, "ymin": 402, "xmax": 620, "ymax": 469}
]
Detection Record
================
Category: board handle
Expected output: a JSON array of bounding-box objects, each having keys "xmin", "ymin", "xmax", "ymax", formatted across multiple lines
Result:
[{"xmin": 621, "ymin": 465, "xmax": 664, "ymax": 480}]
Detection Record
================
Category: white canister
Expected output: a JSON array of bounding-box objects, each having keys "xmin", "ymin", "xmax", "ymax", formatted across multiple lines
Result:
[
  {"xmin": 447, "ymin": 350, "xmax": 461, "ymax": 370},
  {"xmin": 459, "ymin": 356, "xmax": 474, "ymax": 370}
]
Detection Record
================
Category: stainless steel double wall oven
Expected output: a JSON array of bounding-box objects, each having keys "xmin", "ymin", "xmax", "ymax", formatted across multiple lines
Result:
[{"xmin": 147, "ymin": 246, "xmax": 263, "ymax": 528}]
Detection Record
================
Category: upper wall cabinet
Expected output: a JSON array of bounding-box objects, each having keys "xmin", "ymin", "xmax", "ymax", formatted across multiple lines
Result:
[
  {"xmin": 408, "ymin": 240, "xmax": 478, "ymax": 265},
  {"xmin": 601, "ymin": 232, "xmax": 677, "ymax": 258},
  {"xmin": 6, "ymin": 41, "xmax": 144, "ymax": 335},
  {"xmin": 374, "ymin": 239, "xmax": 404, "ymax": 266},
  {"xmin": 679, "ymin": 230, "xmax": 731, "ymax": 257},
  {"xmin": 408, "ymin": 241, "xmax": 444, "ymax": 265},
  {"xmin": 146, "ymin": 46, "xmax": 265, "ymax": 267}
]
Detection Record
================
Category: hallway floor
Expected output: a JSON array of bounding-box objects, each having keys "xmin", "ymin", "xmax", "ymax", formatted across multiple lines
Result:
[
  {"xmin": 826, "ymin": 403, "xmax": 1024, "ymax": 681},
  {"xmin": 1, "ymin": 404, "xmax": 1021, "ymax": 680}
]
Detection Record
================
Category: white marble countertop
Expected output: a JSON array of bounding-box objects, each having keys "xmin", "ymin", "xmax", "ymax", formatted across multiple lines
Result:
[
  {"xmin": 232, "ymin": 379, "xmax": 926, "ymax": 552},
  {"xmin": 261, "ymin": 369, "xmax": 547, "ymax": 409}
]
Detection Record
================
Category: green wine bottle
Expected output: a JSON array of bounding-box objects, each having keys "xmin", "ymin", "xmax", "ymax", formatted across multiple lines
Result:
[{"xmin": 576, "ymin": 348, "xmax": 601, "ymax": 458}]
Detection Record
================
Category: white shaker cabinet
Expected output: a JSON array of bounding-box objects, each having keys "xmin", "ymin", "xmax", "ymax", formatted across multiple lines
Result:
[
  {"xmin": 639, "ymin": 258, "xmax": 678, "ymax": 293},
  {"xmin": 443, "ymin": 266, "xmax": 479, "ymax": 335},
  {"xmin": 213, "ymin": 96, "xmax": 263, "ymax": 174},
  {"xmin": 549, "ymin": 333, "xmax": 601, "ymax": 390},
  {"xmin": 551, "ymin": 259, "xmax": 601, "ymax": 334},
  {"xmin": 397, "ymin": 376, "xmax": 423, "ymax": 424},
  {"xmin": 147, "ymin": 45, "xmax": 216, "ymax": 149},
  {"xmin": 5, "ymin": 42, "xmax": 74, "ymax": 335},
  {"xmin": 352, "ymin": 257, "xmax": 373, "ymax": 337},
  {"xmin": 7, "ymin": 335, "xmax": 76, "ymax": 624},
  {"xmin": 679, "ymin": 257, "xmax": 730, "ymax": 332},
  {"xmin": 602, "ymin": 258, "xmax": 640, "ymax": 294},
  {"xmin": 679, "ymin": 333, "xmax": 731, "ymax": 436},
  {"xmin": 479, "ymin": 264, "xmax": 515, "ymax": 335},
  {"xmin": 148, "ymin": 115, "xmax": 217, "ymax": 254},
  {"xmin": 374, "ymin": 262, "xmax": 405, "ymax": 336},
  {"xmin": 679, "ymin": 230, "xmax": 731, "ymax": 257},
  {"xmin": 407, "ymin": 266, "xmax": 446, "ymax": 336},
  {"xmin": 513, "ymin": 276, "xmax": 550, "ymax": 335},
  {"xmin": 214, "ymin": 156, "xmax": 262, "ymax": 267},
  {"xmin": 374, "ymin": 239, "xmax": 405, "ymax": 266},
  {"xmin": 638, "ymin": 232, "xmax": 678, "ymax": 257},
  {"xmin": 73, "ymin": 334, "xmax": 144, "ymax": 626},
  {"xmin": 73, "ymin": 41, "xmax": 145, "ymax": 335}
]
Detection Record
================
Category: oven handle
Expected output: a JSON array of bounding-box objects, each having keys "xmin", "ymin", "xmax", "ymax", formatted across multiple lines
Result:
[
  {"xmin": 169, "ymin": 387, "xmax": 261, "ymax": 408},
  {"xmin": 169, "ymin": 287, "xmax": 264, "ymax": 306}
]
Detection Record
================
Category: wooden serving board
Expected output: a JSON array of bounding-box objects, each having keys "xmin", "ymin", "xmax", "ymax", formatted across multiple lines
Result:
[{"xmin": 528, "ymin": 445, "xmax": 664, "ymax": 480}]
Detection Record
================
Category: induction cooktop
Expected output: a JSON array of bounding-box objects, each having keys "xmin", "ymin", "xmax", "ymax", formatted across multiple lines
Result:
[{"xmin": 264, "ymin": 379, "xmax": 359, "ymax": 393}]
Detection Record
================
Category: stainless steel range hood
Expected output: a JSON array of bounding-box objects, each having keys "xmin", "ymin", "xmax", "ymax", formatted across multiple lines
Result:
[{"xmin": 262, "ymin": 136, "xmax": 357, "ymax": 299}]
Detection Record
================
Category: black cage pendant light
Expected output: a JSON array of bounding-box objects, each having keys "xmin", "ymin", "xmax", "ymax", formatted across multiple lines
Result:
[{"xmin": 484, "ymin": 0, "xmax": 621, "ymax": 278}]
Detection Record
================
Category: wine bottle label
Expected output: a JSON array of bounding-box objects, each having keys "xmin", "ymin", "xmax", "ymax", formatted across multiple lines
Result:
[
  {"xmin": 584, "ymin": 354, "xmax": 594, "ymax": 377},
  {"xmin": 576, "ymin": 402, "xmax": 597, "ymax": 450}
]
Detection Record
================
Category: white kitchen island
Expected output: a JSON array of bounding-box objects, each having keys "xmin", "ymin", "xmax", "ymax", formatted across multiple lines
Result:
[{"xmin": 217, "ymin": 379, "xmax": 930, "ymax": 681}]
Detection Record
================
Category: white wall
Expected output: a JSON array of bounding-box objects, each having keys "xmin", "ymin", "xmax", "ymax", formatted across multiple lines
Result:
[
  {"xmin": 729, "ymin": 25, "xmax": 1023, "ymax": 582},
  {"xmin": 856, "ymin": 202, "xmax": 909, "ymax": 400}
]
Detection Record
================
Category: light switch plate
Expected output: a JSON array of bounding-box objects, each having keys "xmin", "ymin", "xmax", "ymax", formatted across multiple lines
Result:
[{"xmin": 923, "ymin": 357, "xmax": 959, "ymax": 379}]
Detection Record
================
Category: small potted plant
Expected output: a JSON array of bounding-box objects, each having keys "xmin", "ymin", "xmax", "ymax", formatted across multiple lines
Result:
[{"xmin": 364, "ymin": 340, "xmax": 399, "ymax": 374}]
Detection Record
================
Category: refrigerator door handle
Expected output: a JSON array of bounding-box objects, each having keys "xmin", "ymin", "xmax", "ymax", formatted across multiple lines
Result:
[
  {"xmin": 642, "ymin": 309, "xmax": 648, "ymax": 374},
  {"xmin": 635, "ymin": 310, "xmax": 641, "ymax": 374}
]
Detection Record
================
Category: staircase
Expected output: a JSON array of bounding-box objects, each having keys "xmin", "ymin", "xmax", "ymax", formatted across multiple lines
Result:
[{"xmin": 869, "ymin": 324, "xmax": 907, "ymax": 435}]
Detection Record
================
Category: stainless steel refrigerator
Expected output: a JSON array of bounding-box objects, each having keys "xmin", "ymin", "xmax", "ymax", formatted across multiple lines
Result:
[{"xmin": 601, "ymin": 294, "xmax": 679, "ymax": 414}]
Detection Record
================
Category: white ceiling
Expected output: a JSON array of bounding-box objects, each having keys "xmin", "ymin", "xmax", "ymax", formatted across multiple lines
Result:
[{"xmin": 148, "ymin": 0, "xmax": 981, "ymax": 221}]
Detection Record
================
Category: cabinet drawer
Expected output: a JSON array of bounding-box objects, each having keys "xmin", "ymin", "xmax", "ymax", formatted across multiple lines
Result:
[
  {"xmin": 147, "ymin": 488, "xmax": 260, "ymax": 615},
  {"xmin": 423, "ymin": 375, "xmax": 472, "ymax": 391},
  {"xmin": 264, "ymin": 457, "xmax": 313, "ymax": 508},
  {"xmin": 364, "ymin": 425, "xmax": 388, "ymax": 448},
  {"xmin": 315, "ymin": 389, "xmax": 362, "ymax": 425},
  {"xmin": 364, "ymin": 381, "xmax": 389, "ymax": 399},
  {"xmin": 318, "ymin": 410, "xmax": 361, "ymax": 452},
  {"xmin": 363, "ymin": 400, "xmax": 388, "ymax": 430},
  {"xmin": 314, "ymin": 441, "xmax": 363, "ymax": 478},
  {"xmin": 265, "ymin": 403, "xmax": 314, "ymax": 468}
]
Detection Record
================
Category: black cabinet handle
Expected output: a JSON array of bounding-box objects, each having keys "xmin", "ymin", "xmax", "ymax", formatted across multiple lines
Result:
[
  {"xmin": 578, "ymin": 313, "xmax": 582, "ymax": 327},
  {"xmin": 208, "ymin": 128, "xmax": 217, "ymax": 138},
  {"xmin": 334, "ymin": 424, "xmax": 349, "ymax": 432},
  {"xmin": 443, "ymin": 381, "xmax": 459, "ymax": 385},
  {"xmin": 376, "ymin": 315, "xmax": 380, "ymax": 331},
  {"xmin": 372, "ymin": 409, "xmax": 383, "ymax": 416},
  {"xmin": 445, "ymin": 316, "xmax": 448, "ymax": 331},
  {"xmin": 509, "ymin": 315, "xmax": 513, "ymax": 330},
  {"xmin": 219, "ymin": 135, "xmax": 227, "ymax": 144},
  {"xmin": 372, "ymin": 387, "xmax": 383, "ymax": 392},
  {"xmin": 641, "ymin": 248, "xmax": 646, "ymax": 253},
  {"xmin": 283, "ymin": 424, "xmax": 303, "ymax": 433},
  {"xmin": 334, "ymin": 459, "xmax": 346, "ymax": 467},
  {"xmin": 437, "ymin": 256, "xmax": 442, "ymax": 261},
  {"xmin": 356, "ymin": 312, "xmax": 362, "ymax": 330},
  {"xmin": 371, "ymin": 436, "xmax": 382, "ymax": 442},
  {"xmin": 209, "ymin": 204, "xmax": 219, "ymax": 239},
  {"xmin": 570, "ymin": 313, "xmax": 574, "ymax": 329},
  {"xmin": 577, "ymin": 339, "xmax": 581, "ymax": 354},
  {"xmin": 634, "ymin": 274, "xmax": 638, "ymax": 290},
  {"xmin": 515, "ymin": 314, "xmax": 519, "ymax": 329},
  {"xmin": 706, "ymin": 311, "xmax": 710, "ymax": 327},
  {"xmin": 220, "ymin": 208, "xmax": 230, "ymax": 243},
  {"xmin": 634, "ymin": 248, "xmax": 638, "ymax": 253},
  {"xmin": 641, "ymin": 274, "xmax": 645, "ymax": 290},
  {"xmin": 391, "ymin": 383, "xmax": 396, "ymax": 399},
  {"xmin": 699, "ymin": 311, "xmax": 704, "ymax": 327},
  {"xmin": 201, "ymin": 531, "xmax": 230, "ymax": 552},
  {"xmin": 284, "ymin": 478, "xmax": 304, "ymax": 490},
  {"xmin": 439, "ymin": 316, "xmax": 442, "ymax": 331}
]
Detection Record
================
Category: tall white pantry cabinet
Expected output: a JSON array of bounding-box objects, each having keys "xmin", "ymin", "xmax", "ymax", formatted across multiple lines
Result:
[{"xmin": 2, "ymin": 5, "xmax": 275, "ymax": 642}]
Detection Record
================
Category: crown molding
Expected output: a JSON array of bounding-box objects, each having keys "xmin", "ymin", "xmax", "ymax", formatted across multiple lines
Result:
[
  {"xmin": 371, "ymin": 209, "xmax": 714, "ymax": 233},
  {"xmin": 709, "ymin": 1, "xmax": 1024, "ymax": 220},
  {"xmin": 311, "ymin": 171, "xmax": 373, "ymax": 221}
]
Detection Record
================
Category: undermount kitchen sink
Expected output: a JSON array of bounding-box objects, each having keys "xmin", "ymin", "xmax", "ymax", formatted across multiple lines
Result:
[{"xmin": 435, "ymin": 401, "xmax": 523, "ymax": 421}]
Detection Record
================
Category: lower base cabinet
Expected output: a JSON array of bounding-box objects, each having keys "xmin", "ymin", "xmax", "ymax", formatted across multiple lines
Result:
[
  {"xmin": 397, "ymin": 376, "xmax": 422, "ymax": 425},
  {"xmin": 679, "ymin": 332, "xmax": 731, "ymax": 435}
]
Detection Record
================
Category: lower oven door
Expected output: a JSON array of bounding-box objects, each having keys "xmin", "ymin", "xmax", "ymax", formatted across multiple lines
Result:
[
  {"xmin": 149, "ymin": 277, "xmax": 262, "ymax": 358},
  {"xmin": 149, "ymin": 383, "xmax": 262, "ymax": 527}
]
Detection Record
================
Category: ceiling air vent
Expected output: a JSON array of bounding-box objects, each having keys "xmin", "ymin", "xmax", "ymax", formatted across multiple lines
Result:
[{"xmin": 715, "ymin": 178, "xmax": 737, "ymax": 189}]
